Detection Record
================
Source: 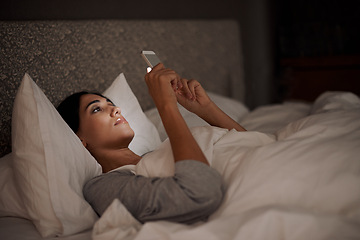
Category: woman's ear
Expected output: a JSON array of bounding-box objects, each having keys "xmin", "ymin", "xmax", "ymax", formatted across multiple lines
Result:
[
  {"xmin": 80, "ymin": 139, "xmax": 88, "ymax": 148},
  {"xmin": 76, "ymin": 133, "xmax": 88, "ymax": 148}
]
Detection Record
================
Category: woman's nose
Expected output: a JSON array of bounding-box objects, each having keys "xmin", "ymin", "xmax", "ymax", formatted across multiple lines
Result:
[{"xmin": 111, "ymin": 106, "xmax": 121, "ymax": 117}]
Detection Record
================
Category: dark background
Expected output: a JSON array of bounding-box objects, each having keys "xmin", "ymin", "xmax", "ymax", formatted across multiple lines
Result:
[{"xmin": 1, "ymin": 0, "xmax": 359, "ymax": 108}]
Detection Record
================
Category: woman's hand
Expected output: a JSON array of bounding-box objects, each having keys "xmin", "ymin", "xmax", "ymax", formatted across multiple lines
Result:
[
  {"xmin": 145, "ymin": 63, "xmax": 181, "ymax": 110},
  {"xmin": 175, "ymin": 79, "xmax": 213, "ymax": 116},
  {"xmin": 144, "ymin": 64, "xmax": 209, "ymax": 165},
  {"xmin": 176, "ymin": 79, "xmax": 247, "ymax": 132},
  {"xmin": 145, "ymin": 64, "xmax": 246, "ymax": 134}
]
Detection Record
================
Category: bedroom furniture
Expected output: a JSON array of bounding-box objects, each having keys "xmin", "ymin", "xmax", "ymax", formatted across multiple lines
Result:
[{"xmin": 279, "ymin": 55, "xmax": 360, "ymax": 102}]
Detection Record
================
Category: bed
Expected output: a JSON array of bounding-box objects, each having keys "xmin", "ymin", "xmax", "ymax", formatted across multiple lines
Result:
[{"xmin": 1, "ymin": 20, "xmax": 359, "ymax": 240}]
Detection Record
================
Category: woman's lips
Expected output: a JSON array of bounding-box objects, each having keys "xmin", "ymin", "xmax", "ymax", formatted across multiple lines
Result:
[{"xmin": 114, "ymin": 116, "xmax": 128, "ymax": 126}]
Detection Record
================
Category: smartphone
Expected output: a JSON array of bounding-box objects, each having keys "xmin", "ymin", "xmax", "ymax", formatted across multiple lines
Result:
[{"xmin": 141, "ymin": 50, "xmax": 162, "ymax": 69}]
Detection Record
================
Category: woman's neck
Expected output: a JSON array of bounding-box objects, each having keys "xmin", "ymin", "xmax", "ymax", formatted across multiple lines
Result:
[{"xmin": 91, "ymin": 147, "xmax": 141, "ymax": 173}]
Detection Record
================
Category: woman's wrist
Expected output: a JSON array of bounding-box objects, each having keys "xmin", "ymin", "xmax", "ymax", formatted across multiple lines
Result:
[
  {"xmin": 198, "ymin": 102, "xmax": 246, "ymax": 131},
  {"xmin": 197, "ymin": 101, "xmax": 220, "ymax": 123}
]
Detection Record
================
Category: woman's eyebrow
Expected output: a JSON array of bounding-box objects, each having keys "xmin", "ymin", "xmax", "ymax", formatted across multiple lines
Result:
[
  {"xmin": 85, "ymin": 98, "xmax": 114, "ymax": 111},
  {"xmin": 106, "ymin": 98, "xmax": 115, "ymax": 105},
  {"xmin": 85, "ymin": 100, "xmax": 100, "ymax": 111}
]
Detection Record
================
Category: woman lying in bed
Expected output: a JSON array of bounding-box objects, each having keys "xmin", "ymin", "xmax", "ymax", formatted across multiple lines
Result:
[{"xmin": 57, "ymin": 63, "xmax": 246, "ymax": 224}]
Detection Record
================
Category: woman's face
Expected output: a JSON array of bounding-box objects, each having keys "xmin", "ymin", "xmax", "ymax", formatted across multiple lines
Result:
[{"xmin": 76, "ymin": 94, "xmax": 134, "ymax": 151}]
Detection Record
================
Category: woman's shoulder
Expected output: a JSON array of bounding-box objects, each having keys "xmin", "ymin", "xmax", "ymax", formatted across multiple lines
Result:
[{"xmin": 85, "ymin": 168, "xmax": 135, "ymax": 189}]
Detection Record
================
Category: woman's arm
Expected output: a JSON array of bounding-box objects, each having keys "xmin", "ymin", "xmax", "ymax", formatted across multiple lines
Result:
[
  {"xmin": 144, "ymin": 64, "xmax": 209, "ymax": 165},
  {"xmin": 176, "ymin": 78, "xmax": 246, "ymax": 132},
  {"xmin": 83, "ymin": 160, "xmax": 224, "ymax": 223}
]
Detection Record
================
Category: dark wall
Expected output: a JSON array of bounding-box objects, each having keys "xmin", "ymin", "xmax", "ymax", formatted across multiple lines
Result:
[
  {"xmin": 275, "ymin": 0, "xmax": 360, "ymax": 58},
  {"xmin": 274, "ymin": 0, "xmax": 360, "ymax": 102},
  {"xmin": 1, "ymin": 0, "xmax": 243, "ymax": 20},
  {"xmin": 4, "ymin": 1, "xmax": 357, "ymax": 107}
]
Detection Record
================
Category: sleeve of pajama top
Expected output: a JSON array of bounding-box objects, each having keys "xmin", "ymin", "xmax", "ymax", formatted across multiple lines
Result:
[{"xmin": 83, "ymin": 160, "xmax": 224, "ymax": 224}]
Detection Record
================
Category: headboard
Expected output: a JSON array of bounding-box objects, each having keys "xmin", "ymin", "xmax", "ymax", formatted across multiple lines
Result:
[{"xmin": 0, "ymin": 20, "xmax": 245, "ymax": 157}]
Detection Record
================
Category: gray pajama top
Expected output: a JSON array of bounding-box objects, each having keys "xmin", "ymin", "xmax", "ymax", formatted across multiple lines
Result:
[{"xmin": 83, "ymin": 160, "xmax": 224, "ymax": 224}]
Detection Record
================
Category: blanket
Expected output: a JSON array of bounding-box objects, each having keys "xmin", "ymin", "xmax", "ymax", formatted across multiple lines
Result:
[{"xmin": 93, "ymin": 92, "xmax": 360, "ymax": 240}]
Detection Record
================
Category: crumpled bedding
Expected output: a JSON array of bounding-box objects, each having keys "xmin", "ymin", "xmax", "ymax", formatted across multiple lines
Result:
[{"xmin": 92, "ymin": 92, "xmax": 360, "ymax": 240}]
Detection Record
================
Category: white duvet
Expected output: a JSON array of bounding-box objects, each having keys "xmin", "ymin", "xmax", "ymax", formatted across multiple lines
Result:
[{"xmin": 93, "ymin": 92, "xmax": 360, "ymax": 240}]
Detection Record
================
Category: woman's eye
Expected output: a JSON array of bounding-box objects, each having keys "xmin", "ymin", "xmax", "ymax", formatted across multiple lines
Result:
[{"xmin": 92, "ymin": 107, "xmax": 101, "ymax": 113}]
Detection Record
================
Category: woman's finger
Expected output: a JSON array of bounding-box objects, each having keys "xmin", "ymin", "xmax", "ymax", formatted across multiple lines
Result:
[
  {"xmin": 187, "ymin": 79, "xmax": 200, "ymax": 100},
  {"xmin": 179, "ymin": 78, "xmax": 194, "ymax": 100}
]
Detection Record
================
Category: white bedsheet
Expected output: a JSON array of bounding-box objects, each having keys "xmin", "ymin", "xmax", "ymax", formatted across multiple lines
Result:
[
  {"xmin": 1, "ymin": 92, "xmax": 359, "ymax": 239},
  {"xmin": 93, "ymin": 92, "xmax": 360, "ymax": 240}
]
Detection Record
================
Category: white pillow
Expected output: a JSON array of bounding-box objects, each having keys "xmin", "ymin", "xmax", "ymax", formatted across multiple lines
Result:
[
  {"xmin": 145, "ymin": 92, "xmax": 249, "ymax": 141},
  {"xmin": 240, "ymin": 102, "xmax": 311, "ymax": 134},
  {"xmin": 12, "ymin": 74, "xmax": 102, "ymax": 237},
  {"xmin": 0, "ymin": 153, "xmax": 29, "ymax": 219},
  {"xmin": 7, "ymin": 72, "xmax": 161, "ymax": 237},
  {"xmin": 102, "ymin": 73, "xmax": 161, "ymax": 156},
  {"xmin": 310, "ymin": 91, "xmax": 360, "ymax": 114}
]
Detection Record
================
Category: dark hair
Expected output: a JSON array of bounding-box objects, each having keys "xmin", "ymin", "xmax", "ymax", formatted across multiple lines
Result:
[{"xmin": 57, "ymin": 91, "xmax": 109, "ymax": 133}]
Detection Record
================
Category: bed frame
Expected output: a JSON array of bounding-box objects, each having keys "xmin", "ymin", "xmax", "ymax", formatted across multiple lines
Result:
[{"xmin": 0, "ymin": 20, "xmax": 245, "ymax": 158}]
